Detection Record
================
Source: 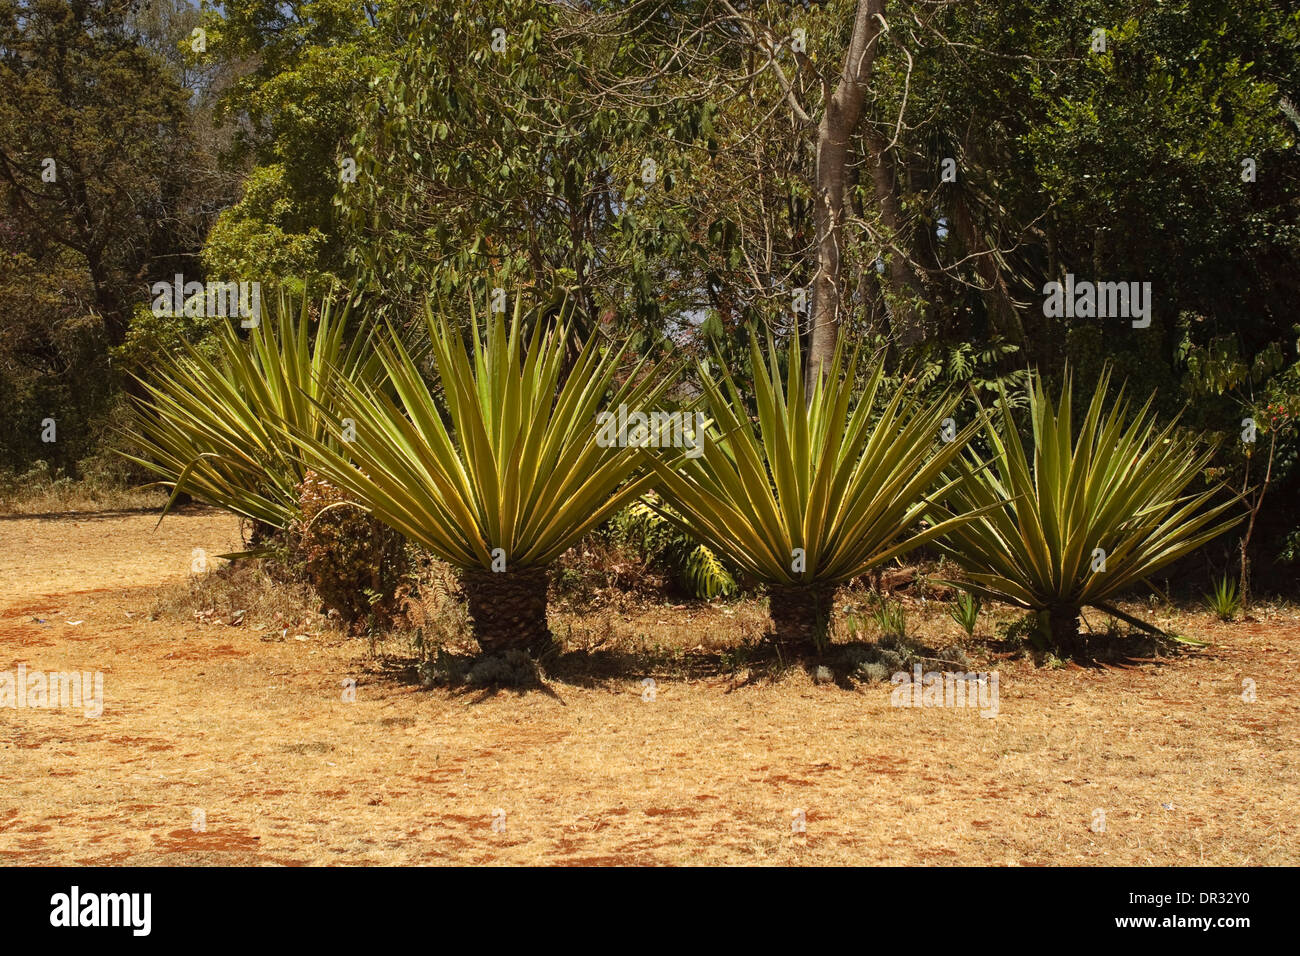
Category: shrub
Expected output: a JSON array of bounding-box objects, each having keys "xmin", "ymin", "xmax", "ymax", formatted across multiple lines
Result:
[
  {"xmin": 125, "ymin": 288, "xmax": 383, "ymax": 532},
  {"xmin": 294, "ymin": 295, "xmax": 675, "ymax": 654},
  {"xmin": 606, "ymin": 495, "xmax": 738, "ymax": 600},
  {"xmin": 643, "ymin": 330, "xmax": 980, "ymax": 653},
  {"xmin": 292, "ymin": 470, "xmax": 411, "ymax": 632}
]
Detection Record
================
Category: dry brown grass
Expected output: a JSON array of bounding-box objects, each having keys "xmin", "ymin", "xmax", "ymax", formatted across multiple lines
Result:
[
  {"xmin": 1, "ymin": 509, "xmax": 1297, "ymax": 865},
  {"xmin": 0, "ymin": 476, "xmax": 167, "ymax": 516}
]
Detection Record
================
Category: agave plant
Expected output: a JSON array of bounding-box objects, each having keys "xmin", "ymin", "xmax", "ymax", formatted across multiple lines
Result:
[
  {"xmin": 948, "ymin": 591, "xmax": 981, "ymax": 637},
  {"xmin": 930, "ymin": 367, "xmax": 1243, "ymax": 652},
  {"xmin": 643, "ymin": 332, "xmax": 984, "ymax": 651},
  {"xmin": 294, "ymin": 296, "xmax": 673, "ymax": 653},
  {"xmin": 1203, "ymin": 574, "xmax": 1241, "ymax": 622},
  {"xmin": 124, "ymin": 288, "xmax": 382, "ymax": 535}
]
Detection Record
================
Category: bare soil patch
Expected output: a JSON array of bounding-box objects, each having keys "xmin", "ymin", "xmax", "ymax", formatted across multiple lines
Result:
[{"xmin": 1, "ymin": 510, "xmax": 1296, "ymax": 865}]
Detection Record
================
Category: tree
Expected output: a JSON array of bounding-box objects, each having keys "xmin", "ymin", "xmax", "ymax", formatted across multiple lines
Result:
[
  {"xmin": 196, "ymin": 0, "xmax": 383, "ymax": 284},
  {"xmin": 0, "ymin": 0, "xmax": 195, "ymax": 346},
  {"xmin": 565, "ymin": 0, "xmax": 988, "ymax": 382},
  {"xmin": 337, "ymin": 0, "xmax": 716, "ymax": 352}
]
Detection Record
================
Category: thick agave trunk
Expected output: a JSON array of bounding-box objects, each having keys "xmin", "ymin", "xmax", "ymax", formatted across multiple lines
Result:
[
  {"xmin": 460, "ymin": 566, "xmax": 551, "ymax": 654},
  {"xmin": 768, "ymin": 583, "xmax": 837, "ymax": 653},
  {"xmin": 1047, "ymin": 605, "xmax": 1082, "ymax": 656}
]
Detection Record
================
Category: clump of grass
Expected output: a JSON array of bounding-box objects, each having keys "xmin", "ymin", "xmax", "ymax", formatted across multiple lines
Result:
[
  {"xmin": 948, "ymin": 591, "xmax": 981, "ymax": 637},
  {"xmin": 1204, "ymin": 575, "xmax": 1241, "ymax": 622},
  {"xmin": 0, "ymin": 461, "xmax": 166, "ymax": 515},
  {"xmin": 870, "ymin": 599, "xmax": 907, "ymax": 641}
]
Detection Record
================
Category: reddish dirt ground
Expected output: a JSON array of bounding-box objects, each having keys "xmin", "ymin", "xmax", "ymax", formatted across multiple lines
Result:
[{"xmin": 1, "ymin": 509, "xmax": 1297, "ymax": 865}]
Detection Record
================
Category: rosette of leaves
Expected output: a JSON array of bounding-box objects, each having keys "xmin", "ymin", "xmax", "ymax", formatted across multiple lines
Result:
[
  {"xmin": 929, "ymin": 367, "xmax": 1243, "ymax": 653},
  {"xmin": 125, "ymin": 288, "xmax": 383, "ymax": 536},
  {"xmin": 643, "ymin": 331, "xmax": 984, "ymax": 652},
  {"xmin": 294, "ymin": 295, "xmax": 675, "ymax": 653}
]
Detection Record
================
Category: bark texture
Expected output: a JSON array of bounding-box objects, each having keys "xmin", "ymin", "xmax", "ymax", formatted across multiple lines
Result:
[
  {"xmin": 769, "ymin": 583, "xmax": 838, "ymax": 653},
  {"xmin": 460, "ymin": 566, "xmax": 552, "ymax": 654}
]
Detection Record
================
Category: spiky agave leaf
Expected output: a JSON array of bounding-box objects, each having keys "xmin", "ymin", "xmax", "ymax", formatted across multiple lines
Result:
[
  {"xmin": 929, "ymin": 366, "xmax": 1243, "ymax": 623},
  {"xmin": 123, "ymin": 287, "xmax": 384, "ymax": 530},
  {"xmin": 643, "ymin": 331, "xmax": 986, "ymax": 588},
  {"xmin": 292, "ymin": 295, "xmax": 676, "ymax": 571}
]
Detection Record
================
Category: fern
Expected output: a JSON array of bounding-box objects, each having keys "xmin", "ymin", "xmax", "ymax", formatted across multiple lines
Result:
[
  {"xmin": 1280, "ymin": 96, "xmax": 1300, "ymax": 135},
  {"xmin": 683, "ymin": 542, "xmax": 736, "ymax": 600},
  {"xmin": 612, "ymin": 494, "xmax": 738, "ymax": 599},
  {"xmin": 866, "ymin": 336, "xmax": 1029, "ymax": 416}
]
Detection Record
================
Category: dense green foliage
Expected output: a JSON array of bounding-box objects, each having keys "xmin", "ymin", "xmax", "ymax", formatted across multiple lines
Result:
[
  {"xmin": 642, "ymin": 333, "xmax": 980, "ymax": 590},
  {"xmin": 2, "ymin": 0, "xmax": 1297, "ymax": 598},
  {"xmin": 608, "ymin": 496, "xmax": 739, "ymax": 600},
  {"xmin": 292, "ymin": 296, "xmax": 672, "ymax": 570}
]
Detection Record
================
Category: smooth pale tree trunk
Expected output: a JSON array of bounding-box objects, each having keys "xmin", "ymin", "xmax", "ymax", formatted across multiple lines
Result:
[
  {"xmin": 808, "ymin": 118, "xmax": 846, "ymax": 384},
  {"xmin": 806, "ymin": 0, "xmax": 925, "ymax": 387}
]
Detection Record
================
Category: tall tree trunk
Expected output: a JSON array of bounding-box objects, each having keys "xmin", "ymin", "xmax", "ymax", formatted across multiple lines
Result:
[
  {"xmin": 809, "ymin": 119, "xmax": 850, "ymax": 383},
  {"xmin": 84, "ymin": 245, "xmax": 128, "ymax": 348},
  {"xmin": 862, "ymin": 127, "xmax": 925, "ymax": 346},
  {"xmin": 950, "ymin": 193, "xmax": 1025, "ymax": 342},
  {"xmin": 805, "ymin": 0, "xmax": 890, "ymax": 387}
]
